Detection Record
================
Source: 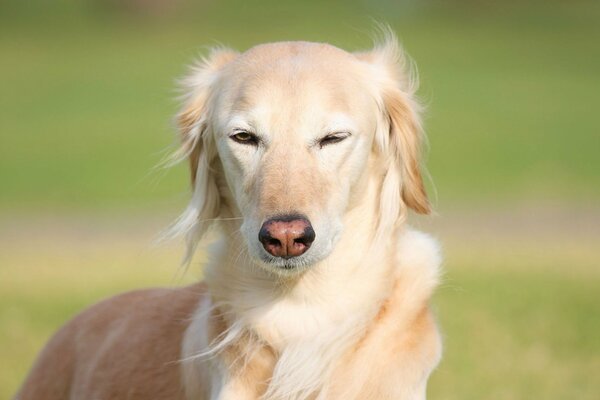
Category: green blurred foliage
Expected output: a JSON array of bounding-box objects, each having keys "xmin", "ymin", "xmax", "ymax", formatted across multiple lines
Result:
[{"xmin": 1, "ymin": 0, "xmax": 599, "ymax": 212}]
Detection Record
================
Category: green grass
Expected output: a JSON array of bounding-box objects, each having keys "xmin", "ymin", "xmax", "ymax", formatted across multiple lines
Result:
[
  {"xmin": 431, "ymin": 265, "xmax": 599, "ymax": 399},
  {"xmin": 1, "ymin": 221, "xmax": 598, "ymax": 399},
  {"xmin": 1, "ymin": 0, "xmax": 599, "ymax": 212}
]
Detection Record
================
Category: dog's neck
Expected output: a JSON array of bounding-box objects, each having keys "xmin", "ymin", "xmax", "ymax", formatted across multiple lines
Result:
[{"xmin": 204, "ymin": 168, "xmax": 396, "ymax": 349}]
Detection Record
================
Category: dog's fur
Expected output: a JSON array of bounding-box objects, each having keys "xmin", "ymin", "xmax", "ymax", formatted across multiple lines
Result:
[{"xmin": 16, "ymin": 32, "xmax": 442, "ymax": 400}]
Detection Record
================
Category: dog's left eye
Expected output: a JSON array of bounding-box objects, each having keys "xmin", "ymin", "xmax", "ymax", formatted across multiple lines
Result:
[
  {"xmin": 230, "ymin": 131, "xmax": 259, "ymax": 145},
  {"xmin": 318, "ymin": 132, "xmax": 350, "ymax": 148}
]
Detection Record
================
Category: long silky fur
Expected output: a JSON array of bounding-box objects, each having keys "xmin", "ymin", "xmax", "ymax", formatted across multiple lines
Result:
[
  {"xmin": 360, "ymin": 29, "xmax": 429, "ymax": 246},
  {"xmin": 158, "ymin": 48, "xmax": 237, "ymax": 265}
]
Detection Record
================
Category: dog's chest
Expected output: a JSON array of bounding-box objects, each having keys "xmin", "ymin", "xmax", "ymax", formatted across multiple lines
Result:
[
  {"xmin": 225, "ymin": 309, "xmax": 406, "ymax": 400},
  {"xmin": 248, "ymin": 298, "xmax": 357, "ymax": 348}
]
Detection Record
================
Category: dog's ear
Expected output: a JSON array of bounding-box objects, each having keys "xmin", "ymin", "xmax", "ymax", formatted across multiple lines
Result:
[
  {"xmin": 355, "ymin": 31, "xmax": 430, "ymax": 232},
  {"xmin": 177, "ymin": 48, "xmax": 238, "ymax": 184},
  {"xmin": 167, "ymin": 47, "xmax": 238, "ymax": 264}
]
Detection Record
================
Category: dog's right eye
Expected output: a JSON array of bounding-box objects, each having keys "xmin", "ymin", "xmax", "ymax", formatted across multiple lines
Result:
[
  {"xmin": 230, "ymin": 131, "xmax": 259, "ymax": 146},
  {"xmin": 318, "ymin": 132, "xmax": 351, "ymax": 148}
]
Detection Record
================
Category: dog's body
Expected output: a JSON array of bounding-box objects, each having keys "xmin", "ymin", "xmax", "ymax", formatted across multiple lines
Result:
[{"xmin": 17, "ymin": 33, "xmax": 442, "ymax": 400}]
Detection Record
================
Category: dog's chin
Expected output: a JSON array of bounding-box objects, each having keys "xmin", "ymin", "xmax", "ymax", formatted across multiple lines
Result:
[{"xmin": 253, "ymin": 247, "xmax": 330, "ymax": 277}]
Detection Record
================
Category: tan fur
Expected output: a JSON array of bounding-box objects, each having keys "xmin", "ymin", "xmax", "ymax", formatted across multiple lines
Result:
[
  {"xmin": 17, "ymin": 33, "xmax": 441, "ymax": 400},
  {"xmin": 207, "ymin": 308, "xmax": 276, "ymax": 399},
  {"xmin": 16, "ymin": 285, "xmax": 204, "ymax": 400},
  {"xmin": 384, "ymin": 90, "xmax": 430, "ymax": 214}
]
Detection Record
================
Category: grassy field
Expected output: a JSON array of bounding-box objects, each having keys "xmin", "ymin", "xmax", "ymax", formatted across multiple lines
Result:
[
  {"xmin": 2, "ymin": 212, "xmax": 598, "ymax": 399},
  {"xmin": 426, "ymin": 209, "xmax": 600, "ymax": 399},
  {"xmin": 1, "ymin": 0, "xmax": 599, "ymax": 398}
]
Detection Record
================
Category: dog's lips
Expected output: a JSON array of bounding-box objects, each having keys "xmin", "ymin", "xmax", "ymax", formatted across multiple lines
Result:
[
  {"xmin": 260, "ymin": 253, "xmax": 304, "ymax": 267},
  {"xmin": 257, "ymin": 249, "xmax": 316, "ymax": 272}
]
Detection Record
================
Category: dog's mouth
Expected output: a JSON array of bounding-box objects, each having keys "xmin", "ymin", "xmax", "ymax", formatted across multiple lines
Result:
[{"xmin": 259, "ymin": 253, "xmax": 310, "ymax": 270}]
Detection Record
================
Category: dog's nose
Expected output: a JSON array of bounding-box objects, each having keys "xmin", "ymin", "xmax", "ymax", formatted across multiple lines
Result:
[{"xmin": 258, "ymin": 216, "xmax": 315, "ymax": 258}]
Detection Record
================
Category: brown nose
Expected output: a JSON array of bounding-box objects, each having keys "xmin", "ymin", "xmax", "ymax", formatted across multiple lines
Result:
[{"xmin": 258, "ymin": 216, "xmax": 316, "ymax": 258}]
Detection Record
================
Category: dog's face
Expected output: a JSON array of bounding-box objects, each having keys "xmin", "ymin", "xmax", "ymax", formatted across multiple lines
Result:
[
  {"xmin": 174, "ymin": 38, "xmax": 430, "ymax": 274},
  {"xmin": 212, "ymin": 43, "xmax": 377, "ymax": 269}
]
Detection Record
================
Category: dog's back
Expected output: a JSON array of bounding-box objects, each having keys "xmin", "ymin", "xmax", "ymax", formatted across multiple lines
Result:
[{"xmin": 15, "ymin": 284, "xmax": 204, "ymax": 400}]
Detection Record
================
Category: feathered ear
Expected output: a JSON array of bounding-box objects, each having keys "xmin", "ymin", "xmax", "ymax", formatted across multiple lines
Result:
[
  {"xmin": 355, "ymin": 30, "xmax": 430, "ymax": 234},
  {"xmin": 165, "ymin": 47, "xmax": 238, "ymax": 264},
  {"xmin": 177, "ymin": 47, "xmax": 239, "ymax": 183}
]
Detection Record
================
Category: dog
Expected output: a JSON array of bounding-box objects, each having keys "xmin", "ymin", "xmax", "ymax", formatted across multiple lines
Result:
[{"xmin": 16, "ymin": 31, "xmax": 442, "ymax": 400}]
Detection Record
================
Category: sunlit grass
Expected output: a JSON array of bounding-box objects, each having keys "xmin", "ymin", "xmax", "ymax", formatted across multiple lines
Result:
[
  {"xmin": 431, "ymin": 262, "xmax": 599, "ymax": 399},
  {"xmin": 2, "ymin": 217, "xmax": 599, "ymax": 399}
]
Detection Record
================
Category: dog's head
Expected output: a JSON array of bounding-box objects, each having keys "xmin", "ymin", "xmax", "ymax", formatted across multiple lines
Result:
[{"xmin": 170, "ymin": 33, "xmax": 429, "ymax": 274}]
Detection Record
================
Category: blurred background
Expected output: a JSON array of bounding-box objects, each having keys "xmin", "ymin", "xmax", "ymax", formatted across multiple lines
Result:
[{"xmin": 1, "ymin": 0, "xmax": 598, "ymax": 398}]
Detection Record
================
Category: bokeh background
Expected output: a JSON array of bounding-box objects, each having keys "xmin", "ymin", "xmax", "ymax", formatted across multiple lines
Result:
[{"xmin": 1, "ymin": 0, "xmax": 599, "ymax": 398}]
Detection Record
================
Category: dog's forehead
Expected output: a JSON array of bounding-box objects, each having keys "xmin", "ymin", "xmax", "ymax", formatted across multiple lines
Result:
[
  {"xmin": 239, "ymin": 41, "xmax": 357, "ymax": 68},
  {"xmin": 216, "ymin": 42, "xmax": 373, "ymax": 125}
]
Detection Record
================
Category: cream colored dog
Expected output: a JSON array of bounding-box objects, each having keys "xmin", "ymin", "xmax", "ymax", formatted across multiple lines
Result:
[{"xmin": 17, "ymin": 32, "xmax": 442, "ymax": 400}]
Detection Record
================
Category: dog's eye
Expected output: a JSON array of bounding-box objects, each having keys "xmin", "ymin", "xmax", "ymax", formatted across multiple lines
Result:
[
  {"xmin": 318, "ymin": 132, "xmax": 350, "ymax": 148},
  {"xmin": 230, "ymin": 131, "xmax": 259, "ymax": 145}
]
